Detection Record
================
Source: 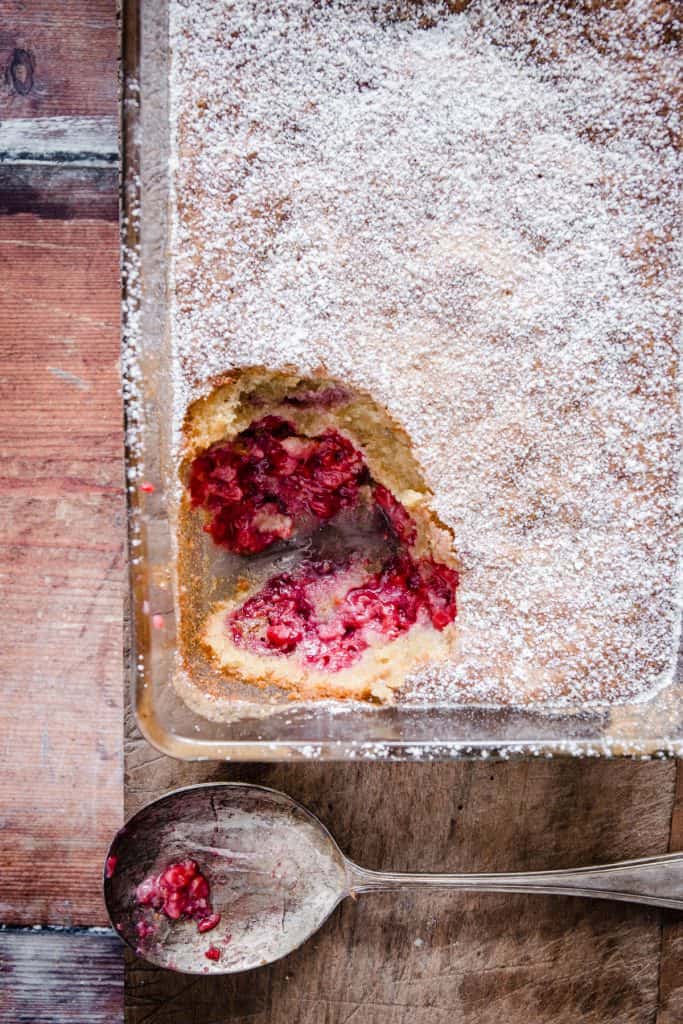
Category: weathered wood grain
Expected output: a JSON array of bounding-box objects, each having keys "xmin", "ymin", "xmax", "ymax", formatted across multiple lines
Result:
[
  {"xmin": 0, "ymin": 164, "xmax": 118, "ymax": 220},
  {"xmin": 657, "ymin": 762, "xmax": 683, "ymax": 1023},
  {"xmin": 0, "ymin": 213, "xmax": 124, "ymax": 926},
  {"xmin": 0, "ymin": 1, "xmax": 118, "ymax": 119},
  {"xmin": 0, "ymin": 928, "xmax": 123, "ymax": 1023},
  {"xmin": 0, "ymin": 115, "xmax": 117, "ymax": 165},
  {"xmin": 125, "ymin": 729, "xmax": 678, "ymax": 1024}
]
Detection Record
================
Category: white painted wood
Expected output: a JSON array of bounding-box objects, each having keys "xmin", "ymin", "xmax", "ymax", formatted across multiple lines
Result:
[{"xmin": 0, "ymin": 115, "xmax": 117, "ymax": 165}]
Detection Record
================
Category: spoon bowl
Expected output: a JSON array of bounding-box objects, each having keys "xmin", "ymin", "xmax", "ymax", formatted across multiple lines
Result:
[
  {"xmin": 104, "ymin": 783, "xmax": 348, "ymax": 974},
  {"xmin": 105, "ymin": 781, "xmax": 683, "ymax": 975}
]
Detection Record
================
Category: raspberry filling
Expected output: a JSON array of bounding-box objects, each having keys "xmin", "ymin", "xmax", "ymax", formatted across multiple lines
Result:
[
  {"xmin": 190, "ymin": 415, "xmax": 458, "ymax": 672},
  {"xmin": 135, "ymin": 859, "xmax": 220, "ymax": 934},
  {"xmin": 229, "ymin": 552, "xmax": 458, "ymax": 672},
  {"xmin": 189, "ymin": 416, "xmax": 367, "ymax": 555}
]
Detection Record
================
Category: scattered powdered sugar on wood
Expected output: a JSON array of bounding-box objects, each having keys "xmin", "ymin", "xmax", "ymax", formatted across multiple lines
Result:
[{"xmin": 167, "ymin": 0, "xmax": 681, "ymax": 705}]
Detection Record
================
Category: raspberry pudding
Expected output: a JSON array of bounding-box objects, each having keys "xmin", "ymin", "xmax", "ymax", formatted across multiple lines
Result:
[
  {"xmin": 162, "ymin": 0, "xmax": 681, "ymax": 714},
  {"xmin": 180, "ymin": 370, "xmax": 460, "ymax": 701}
]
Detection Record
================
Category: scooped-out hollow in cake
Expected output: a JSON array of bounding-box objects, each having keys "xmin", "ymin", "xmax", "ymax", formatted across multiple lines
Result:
[{"xmin": 179, "ymin": 368, "xmax": 461, "ymax": 701}]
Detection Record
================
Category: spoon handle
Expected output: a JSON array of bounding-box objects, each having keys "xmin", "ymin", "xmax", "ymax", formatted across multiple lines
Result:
[{"xmin": 348, "ymin": 852, "xmax": 683, "ymax": 910}]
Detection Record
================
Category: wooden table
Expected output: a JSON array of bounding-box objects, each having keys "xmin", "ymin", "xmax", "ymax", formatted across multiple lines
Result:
[{"xmin": 1, "ymin": 3, "xmax": 682, "ymax": 1021}]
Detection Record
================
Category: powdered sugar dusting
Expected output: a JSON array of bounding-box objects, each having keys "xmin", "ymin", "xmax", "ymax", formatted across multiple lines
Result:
[{"xmin": 168, "ymin": 0, "xmax": 681, "ymax": 705}]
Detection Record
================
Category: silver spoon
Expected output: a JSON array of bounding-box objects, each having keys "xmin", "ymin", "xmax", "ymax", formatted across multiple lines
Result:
[{"xmin": 104, "ymin": 782, "xmax": 683, "ymax": 975}]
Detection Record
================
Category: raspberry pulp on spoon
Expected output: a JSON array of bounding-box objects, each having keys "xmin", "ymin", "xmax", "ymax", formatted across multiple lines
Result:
[{"xmin": 135, "ymin": 859, "xmax": 220, "ymax": 934}]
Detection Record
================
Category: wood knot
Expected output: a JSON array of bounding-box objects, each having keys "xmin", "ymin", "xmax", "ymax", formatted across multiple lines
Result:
[{"xmin": 8, "ymin": 48, "xmax": 34, "ymax": 96}]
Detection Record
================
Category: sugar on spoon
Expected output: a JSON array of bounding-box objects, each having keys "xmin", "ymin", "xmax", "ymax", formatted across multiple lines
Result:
[{"xmin": 104, "ymin": 782, "xmax": 683, "ymax": 975}]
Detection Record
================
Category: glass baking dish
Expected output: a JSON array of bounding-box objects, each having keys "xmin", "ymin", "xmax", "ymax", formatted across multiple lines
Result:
[{"xmin": 121, "ymin": 0, "xmax": 682, "ymax": 760}]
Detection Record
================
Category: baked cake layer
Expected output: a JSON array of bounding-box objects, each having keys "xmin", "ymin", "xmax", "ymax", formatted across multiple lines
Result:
[{"xmin": 170, "ymin": 2, "xmax": 680, "ymax": 707}]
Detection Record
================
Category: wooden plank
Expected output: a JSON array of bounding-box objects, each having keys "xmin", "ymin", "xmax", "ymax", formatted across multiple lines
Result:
[
  {"xmin": 0, "ymin": 115, "xmax": 117, "ymax": 165},
  {"xmin": 656, "ymin": 760, "xmax": 683, "ymax": 1024},
  {"xmin": 0, "ymin": 213, "xmax": 124, "ymax": 927},
  {"xmin": 0, "ymin": 928, "xmax": 123, "ymax": 1023},
  {"xmin": 0, "ymin": 165, "xmax": 118, "ymax": 221},
  {"xmin": 124, "ymin": 740, "xmax": 677, "ymax": 1024},
  {"xmin": 0, "ymin": 1, "xmax": 118, "ymax": 120}
]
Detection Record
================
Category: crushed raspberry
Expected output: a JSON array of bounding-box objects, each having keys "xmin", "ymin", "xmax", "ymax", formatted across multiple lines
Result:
[
  {"xmin": 135, "ymin": 859, "xmax": 221, "ymax": 934},
  {"xmin": 374, "ymin": 484, "xmax": 417, "ymax": 546},
  {"xmin": 229, "ymin": 551, "xmax": 458, "ymax": 672},
  {"xmin": 189, "ymin": 417, "xmax": 367, "ymax": 554},
  {"xmin": 105, "ymin": 855, "xmax": 117, "ymax": 879},
  {"xmin": 205, "ymin": 945, "xmax": 221, "ymax": 961},
  {"xmin": 197, "ymin": 912, "xmax": 221, "ymax": 934},
  {"xmin": 191, "ymin": 414, "xmax": 459, "ymax": 672}
]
